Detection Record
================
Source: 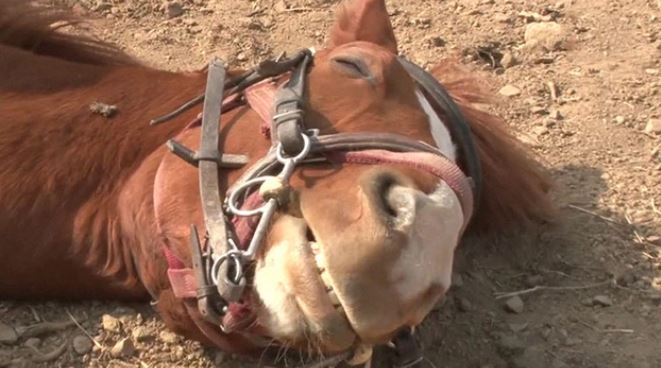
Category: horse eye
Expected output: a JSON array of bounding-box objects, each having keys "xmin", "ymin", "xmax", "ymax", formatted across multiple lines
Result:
[{"xmin": 331, "ymin": 57, "xmax": 372, "ymax": 79}]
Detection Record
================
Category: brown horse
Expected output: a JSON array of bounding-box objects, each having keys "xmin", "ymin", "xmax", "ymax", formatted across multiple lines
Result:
[{"xmin": 0, "ymin": 0, "xmax": 553, "ymax": 365}]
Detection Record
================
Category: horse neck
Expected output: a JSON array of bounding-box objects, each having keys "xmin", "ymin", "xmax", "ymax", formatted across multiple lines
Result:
[{"xmin": 0, "ymin": 50, "xmax": 207, "ymax": 300}]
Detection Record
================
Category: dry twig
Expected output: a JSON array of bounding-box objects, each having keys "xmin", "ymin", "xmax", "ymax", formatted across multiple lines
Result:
[
  {"xmin": 566, "ymin": 204, "xmax": 621, "ymax": 225},
  {"xmin": 17, "ymin": 320, "xmax": 74, "ymax": 339},
  {"xmin": 494, "ymin": 279, "xmax": 612, "ymax": 299},
  {"xmin": 66, "ymin": 309, "xmax": 104, "ymax": 351}
]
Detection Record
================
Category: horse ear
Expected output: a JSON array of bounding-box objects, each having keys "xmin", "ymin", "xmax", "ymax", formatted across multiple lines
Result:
[{"xmin": 328, "ymin": 0, "xmax": 398, "ymax": 53}]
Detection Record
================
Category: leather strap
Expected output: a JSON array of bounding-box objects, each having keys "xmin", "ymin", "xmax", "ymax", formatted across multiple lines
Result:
[
  {"xmin": 397, "ymin": 56, "xmax": 482, "ymax": 208},
  {"xmin": 272, "ymin": 49, "xmax": 313, "ymax": 154}
]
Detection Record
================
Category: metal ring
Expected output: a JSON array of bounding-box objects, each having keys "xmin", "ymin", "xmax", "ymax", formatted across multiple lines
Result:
[
  {"xmin": 210, "ymin": 250, "xmax": 244, "ymax": 285},
  {"xmin": 276, "ymin": 133, "xmax": 311, "ymax": 164},
  {"xmin": 227, "ymin": 176, "xmax": 278, "ymax": 217}
]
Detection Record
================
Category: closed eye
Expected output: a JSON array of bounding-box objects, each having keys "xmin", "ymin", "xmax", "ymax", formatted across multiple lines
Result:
[{"xmin": 331, "ymin": 56, "xmax": 373, "ymax": 80}]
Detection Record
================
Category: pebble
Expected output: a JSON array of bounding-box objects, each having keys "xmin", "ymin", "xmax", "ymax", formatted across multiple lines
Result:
[
  {"xmin": 614, "ymin": 115, "xmax": 626, "ymax": 124},
  {"xmin": 165, "ymin": 1, "xmax": 184, "ymax": 18},
  {"xmin": 159, "ymin": 330, "xmax": 180, "ymax": 344},
  {"xmin": 456, "ymin": 297, "xmax": 473, "ymax": 312},
  {"xmin": 500, "ymin": 52, "xmax": 516, "ymax": 68},
  {"xmin": 644, "ymin": 118, "xmax": 661, "ymax": 134},
  {"xmin": 592, "ymin": 295, "xmax": 613, "ymax": 307},
  {"xmin": 0, "ymin": 321, "xmax": 18, "ymax": 344},
  {"xmin": 548, "ymin": 108, "xmax": 563, "ymax": 120},
  {"xmin": 532, "ymin": 125, "xmax": 550, "ymax": 136},
  {"xmin": 504, "ymin": 296, "xmax": 525, "ymax": 314},
  {"xmin": 102, "ymin": 314, "xmax": 121, "ymax": 333},
  {"xmin": 72, "ymin": 335, "xmax": 93, "ymax": 355},
  {"xmin": 509, "ymin": 322, "xmax": 529, "ymax": 332},
  {"xmin": 236, "ymin": 52, "xmax": 248, "ymax": 62},
  {"xmin": 524, "ymin": 22, "xmax": 568, "ymax": 51},
  {"xmin": 452, "ymin": 273, "xmax": 464, "ymax": 288},
  {"xmin": 131, "ymin": 326, "xmax": 152, "ymax": 342},
  {"xmin": 499, "ymin": 84, "xmax": 522, "ymax": 97},
  {"xmin": 496, "ymin": 334, "xmax": 527, "ymax": 357},
  {"xmin": 111, "ymin": 337, "xmax": 135, "ymax": 358},
  {"xmin": 24, "ymin": 337, "xmax": 40, "ymax": 348}
]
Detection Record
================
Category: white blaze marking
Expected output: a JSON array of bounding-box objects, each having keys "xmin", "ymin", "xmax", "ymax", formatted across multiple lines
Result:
[{"xmin": 415, "ymin": 89, "xmax": 457, "ymax": 162}]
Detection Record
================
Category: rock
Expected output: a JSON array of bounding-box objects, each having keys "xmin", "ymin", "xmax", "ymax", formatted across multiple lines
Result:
[
  {"xmin": 509, "ymin": 322, "xmax": 529, "ymax": 332},
  {"xmin": 500, "ymin": 52, "xmax": 516, "ymax": 68},
  {"xmin": 645, "ymin": 68, "xmax": 659, "ymax": 75},
  {"xmin": 426, "ymin": 36, "xmax": 446, "ymax": 47},
  {"xmin": 592, "ymin": 295, "xmax": 613, "ymax": 307},
  {"xmin": 102, "ymin": 314, "xmax": 121, "ymax": 333},
  {"xmin": 532, "ymin": 125, "xmax": 550, "ymax": 136},
  {"xmin": 548, "ymin": 108, "xmax": 563, "ymax": 120},
  {"xmin": 524, "ymin": 274, "xmax": 544, "ymax": 287},
  {"xmin": 110, "ymin": 338, "xmax": 135, "ymax": 358},
  {"xmin": 159, "ymin": 330, "xmax": 179, "ymax": 344},
  {"xmin": 504, "ymin": 296, "xmax": 525, "ymax": 314},
  {"xmin": 452, "ymin": 273, "xmax": 464, "ymax": 288},
  {"xmin": 644, "ymin": 118, "xmax": 661, "ymax": 134},
  {"xmin": 165, "ymin": 1, "xmax": 184, "ymax": 18},
  {"xmin": 614, "ymin": 116, "xmax": 626, "ymax": 124},
  {"xmin": 0, "ymin": 321, "xmax": 18, "ymax": 344},
  {"xmin": 499, "ymin": 84, "xmax": 521, "ymax": 97},
  {"xmin": 456, "ymin": 297, "xmax": 473, "ymax": 312},
  {"xmin": 497, "ymin": 334, "xmax": 527, "ymax": 357},
  {"xmin": 236, "ymin": 52, "xmax": 248, "ymax": 62},
  {"xmin": 72, "ymin": 335, "xmax": 93, "ymax": 355},
  {"xmin": 24, "ymin": 337, "xmax": 40, "ymax": 349},
  {"xmin": 131, "ymin": 326, "xmax": 152, "ymax": 342},
  {"xmin": 524, "ymin": 22, "xmax": 568, "ymax": 51}
]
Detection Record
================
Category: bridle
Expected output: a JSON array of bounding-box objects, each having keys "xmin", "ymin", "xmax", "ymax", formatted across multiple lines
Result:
[{"xmin": 151, "ymin": 47, "xmax": 481, "ymax": 367}]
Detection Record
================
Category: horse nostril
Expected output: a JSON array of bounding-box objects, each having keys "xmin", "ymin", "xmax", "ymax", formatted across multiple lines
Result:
[{"xmin": 364, "ymin": 171, "xmax": 416, "ymax": 223}]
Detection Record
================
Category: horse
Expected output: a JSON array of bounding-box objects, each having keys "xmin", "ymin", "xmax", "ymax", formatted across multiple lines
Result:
[{"xmin": 0, "ymin": 0, "xmax": 554, "ymax": 366}]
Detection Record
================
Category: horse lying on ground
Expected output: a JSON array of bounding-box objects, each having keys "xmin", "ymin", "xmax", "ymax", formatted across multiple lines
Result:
[{"xmin": 0, "ymin": 0, "xmax": 553, "ymax": 366}]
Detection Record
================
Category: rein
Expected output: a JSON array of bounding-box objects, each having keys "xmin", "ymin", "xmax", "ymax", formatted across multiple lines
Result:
[{"xmin": 150, "ymin": 48, "xmax": 481, "ymax": 368}]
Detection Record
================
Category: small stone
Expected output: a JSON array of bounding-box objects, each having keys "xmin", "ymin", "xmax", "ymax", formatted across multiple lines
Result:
[
  {"xmin": 102, "ymin": 314, "xmax": 121, "ymax": 333},
  {"xmin": 452, "ymin": 273, "xmax": 464, "ymax": 288},
  {"xmin": 110, "ymin": 338, "xmax": 135, "ymax": 358},
  {"xmin": 72, "ymin": 335, "xmax": 93, "ymax": 355},
  {"xmin": 530, "ymin": 106, "xmax": 547, "ymax": 115},
  {"xmin": 159, "ymin": 330, "xmax": 179, "ymax": 344},
  {"xmin": 645, "ymin": 68, "xmax": 659, "ymax": 75},
  {"xmin": 509, "ymin": 322, "xmax": 529, "ymax": 332},
  {"xmin": 524, "ymin": 22, "xmax": 568, "ymax": 51},
  {"xmin": 499, "ymin": 84, "xmax": 521, "ymax": 97},
  {"xmin": 500, "ymin": 52, "xmax": 516, "ymax": 68},
  {"xmin": 236, "ymin": 52, "xmax": 248, "ymax": 62},
  {"xmin": 524, "ymin": 274, "xmax": 544, "ymax": 287},
  {"xmin": 456, "ymin": 297, "xmax": 473, "ymax": 312},
  {"xmin": 24, "ymin": 337, "xmax": 40, "ymax": 348},
  {"xmin": 131, "ymin": 327, "xmax": 152, "ymax": 342},
  {"xmin": 644, "ymin": 118, "xmax": 661, "ymax": 134},
  {"xmin": 0, "ymin": 321, "xmax": 18, "ymax": 344},
  {"xmin": 497, "ymin": 334, "xmax": 527, "ymax": 356},
  {"xmin": 614, "ymin": 115, "xmax": 626, "ymax": 124},
  {"xmin": 504, "ymin": 296, "xmax": 525, "ymax": 314},
  {"xmin": 592, "ymin": 295, "xmax": 613, "ymax": 307},
  {"xmin": 532, "ymin": 125, "xmax": 549, "ymax": 136},
  {"xmin": 165, "ymin": 1, "xmax": 184, "ymax": 18},
  {"xmin": 548, "ymin": 108, "xmax": 563, "ymax": 120}
]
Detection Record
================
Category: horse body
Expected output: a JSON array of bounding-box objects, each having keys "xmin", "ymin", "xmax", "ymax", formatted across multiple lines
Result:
[{"xmin": 0, "ymin": 0, "xmax": 554, "ymax": 363}]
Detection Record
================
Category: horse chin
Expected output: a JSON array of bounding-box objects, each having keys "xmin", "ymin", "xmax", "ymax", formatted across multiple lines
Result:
[{"xmin": 252, "ymin": 214, "xmax": 357, "ymax": 353}]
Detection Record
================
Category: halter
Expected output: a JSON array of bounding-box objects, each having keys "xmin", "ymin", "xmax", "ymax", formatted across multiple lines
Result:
[{"xmin": 150, "ymin": 48, "xmax": 481, "ymax": 367}]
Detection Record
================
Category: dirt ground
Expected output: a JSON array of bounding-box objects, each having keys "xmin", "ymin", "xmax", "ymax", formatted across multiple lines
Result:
[{"xmin": 1, "ymin": 0, "xmax": 660, "ymax": 367}]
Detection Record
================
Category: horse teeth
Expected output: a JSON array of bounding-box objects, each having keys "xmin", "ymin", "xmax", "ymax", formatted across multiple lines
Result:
[
  {"xmin": 313, "ymin": 252, "xmax": 325, "ymax": 273},
  {"xmin": 309, "ymin": 241, "xmax": 320, "ymax": 254}
]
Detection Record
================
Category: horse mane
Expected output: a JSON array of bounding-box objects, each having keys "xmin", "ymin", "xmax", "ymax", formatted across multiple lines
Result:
[
  {"xmin": 0, "ymin": 0, "xmax": 138, "ymax": 65},
  {"xmin": 431, "ymin": 59, "xmax": 556, "ymax": 233}
]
